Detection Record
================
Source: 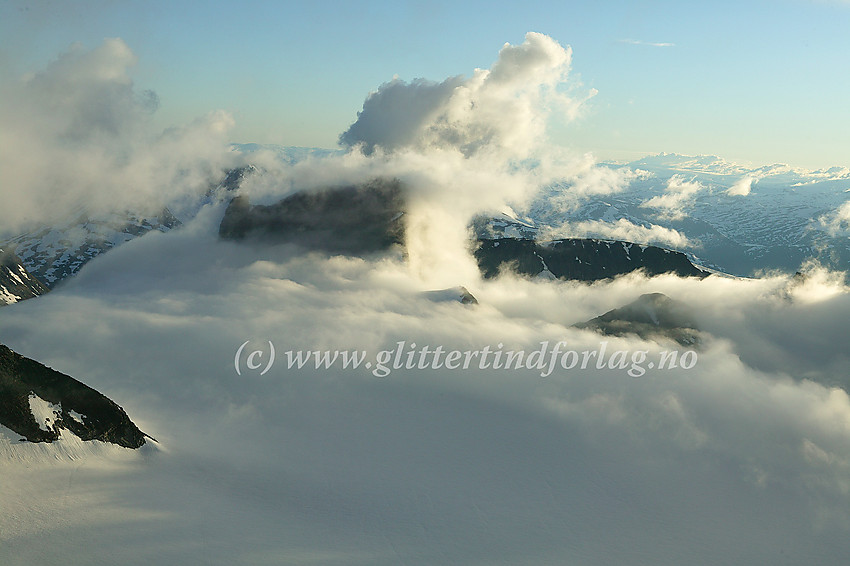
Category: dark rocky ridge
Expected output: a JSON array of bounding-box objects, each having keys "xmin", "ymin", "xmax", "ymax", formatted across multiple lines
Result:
[
  {"xmin": 474, "ymin": 238, "xmax": 708, "ymax": 281},
  {"xmin": 219, "ymin": 178, "xmax": 406, "ymax": 254},
  {"xmin": 575, "ymin": 292, "xmax": 702, "ymax": 347},
  {"xmin": 1, "ymin": 248, "xmax": 49, "ymax": 305},
  {"xmin": 0, "ymin": 344, "xmax": 147, "ymax": 448}
]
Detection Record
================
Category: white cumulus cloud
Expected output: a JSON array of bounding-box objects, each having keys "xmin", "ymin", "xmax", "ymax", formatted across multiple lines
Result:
[
  {"xmin": 339, "ymin": 32, "xmax": 595, "ymax": 160},
  {"xmin": 0, "ymin": 38, "xmax": 237, "ymax": 235}
]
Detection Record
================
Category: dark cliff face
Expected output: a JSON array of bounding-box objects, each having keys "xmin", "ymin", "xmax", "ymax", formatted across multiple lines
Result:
[
  {"xmin": 219, "ymin": 178, "xmax": 406, "ymax": 254},
  {"xmin": 0, "ymin": 344, "xmax": 147, "ymax": 449},
  {"xmin": 0, "ymin": 248, "xmax": 49, "ymax": 305},
  {"xmin": 474, "ymin": 238, "xmax": 708, "ymax": 281}
]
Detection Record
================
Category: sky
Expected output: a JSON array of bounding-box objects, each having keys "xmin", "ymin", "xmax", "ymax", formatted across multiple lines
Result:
[{"xmin": 1, "ymin": 0, "xmax": 848, "ymax": 170}]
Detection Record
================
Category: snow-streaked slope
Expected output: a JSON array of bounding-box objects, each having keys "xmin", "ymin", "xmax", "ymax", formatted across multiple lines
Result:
[
  {"xmin": 0, "ymin": 247, "xmax": 49, "ymax": 305},
  {"xmin": 3, "ymin": 208, "xmax": 181, "ymax": 288}
]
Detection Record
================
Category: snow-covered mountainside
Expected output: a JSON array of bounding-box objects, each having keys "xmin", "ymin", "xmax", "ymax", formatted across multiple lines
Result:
[
  {"xmin": 2, "ymin": 208, "xmax": 181, "ymax": 288},
  {"xmin": 0, "ymin": 248, "xmax": 49, "ymax": 305},
  {"xmin": 0, "ymin": 154, "xmax": 294, "ymax": 291},
  {"xmin": 421, "ymin": 286, "xmax": 479, "ymax": 305},
  {"xmin": 530, "ymin": 153, "xmax": 850, "ymax": 276}
]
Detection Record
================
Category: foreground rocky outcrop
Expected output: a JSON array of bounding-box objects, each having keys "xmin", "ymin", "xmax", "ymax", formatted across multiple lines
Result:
[{"xmin": 0, "ymin": 344, "xmax": 148, "ymax": 448}]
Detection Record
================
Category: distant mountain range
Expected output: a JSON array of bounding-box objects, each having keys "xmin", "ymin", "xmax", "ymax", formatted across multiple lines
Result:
[
  {"xmin": 527, "ymin": 153, "xmax": 850, "ymax": 276},
  {"xmin": 3, "ymin": 148, "xmax": 846, "ymax": 296}
]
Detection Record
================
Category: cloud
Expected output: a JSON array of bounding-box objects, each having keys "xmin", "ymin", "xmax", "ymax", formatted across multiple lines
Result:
[
  {"xmin": 0, "ymin": 38, "xmax": 237, "ymax": 235},
  {"xmin": 337, "ymin": 75, "xmax": 467, "ymax": 155},
  {"xmin": 254, "ymin": 33, "xmax": 605, "ymax": 286},
  {"xmin": 640, "ymin": 174, "xmax": 704, "ymax": 219},
  {"xmin": 557, "ymin": 156, "xmax": 651, "ymax": 199},
  {"xmin": 540, "ymin": 218, "xmax": 694, "ymax": 249},
  {"xmin": 727, "ymin": 174, "xmax": 757, "ymax": 196},
  {"xmin": 528, "ymin": 161, "xmax": 653, "ymax": 224},
  {"xmin": 339, "ymin": 32, "xmax": 594, "ymax": 160},
  {"xmin": 618, "ymin": 39, "xmax": 676, "ymax": 48},
  {"xmin": 818, "ymin": 200, "xmax": 850, "ymax": 236}
]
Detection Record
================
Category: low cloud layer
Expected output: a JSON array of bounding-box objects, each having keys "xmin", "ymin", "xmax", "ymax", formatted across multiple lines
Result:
[
  {"xmin": 618, "ymin": 39, "xmax": 676, "ymax": 48},
  {"xmin": 0, "ymin": 38, "xmax": 236, "ymax": 235},
  {"xmin": 1, "ymin": 213, "xmax": 849, "ymax": 564},
  {"xmin": 540, "ymin": 218, "xmax": 694, "ymax": 249}
]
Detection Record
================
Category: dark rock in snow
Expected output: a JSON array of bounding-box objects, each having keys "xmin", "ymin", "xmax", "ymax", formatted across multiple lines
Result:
[
  {"xmin": 421, "ymin": 286, "xmax": 479, "ymax": 305},
  {"xmin": 574, "ymin": 292, "xmax": 702, "ymax": 347}
]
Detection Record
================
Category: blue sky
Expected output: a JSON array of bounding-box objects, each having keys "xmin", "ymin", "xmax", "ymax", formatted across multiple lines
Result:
[{"xmin": 1, "ymin": 0, "xmax": 848, "ymax": 169}]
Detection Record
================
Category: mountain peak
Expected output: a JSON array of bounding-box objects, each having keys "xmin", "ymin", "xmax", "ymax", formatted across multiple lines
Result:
[{"xmin": 575, "ymin": 292, "xmax": 701, "ymax": 346}]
